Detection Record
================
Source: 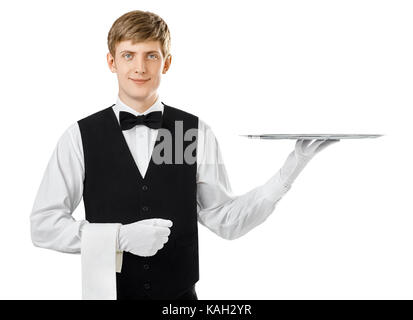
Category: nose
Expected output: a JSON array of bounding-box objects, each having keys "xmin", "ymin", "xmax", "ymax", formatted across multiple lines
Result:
[{"xmin": 134, "ymin": 54, "xmax": 146, "ymax": 74}]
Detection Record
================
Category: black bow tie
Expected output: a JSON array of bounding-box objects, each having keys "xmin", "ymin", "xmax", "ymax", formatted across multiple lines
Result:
[{"xmin": 119, "ymin": 111, "xmax": 163, "ymax": 130}]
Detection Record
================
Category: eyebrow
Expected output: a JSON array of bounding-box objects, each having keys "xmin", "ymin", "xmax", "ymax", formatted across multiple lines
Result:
[{"xmin": 119, "ymin": 50, "xmax": 160, "ymax": 54}]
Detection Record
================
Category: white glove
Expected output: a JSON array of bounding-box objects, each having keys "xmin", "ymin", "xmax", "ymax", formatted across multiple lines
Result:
[
  {"xmin": 118, "ymin": 218, "xmax": 173, "ymax": 257},
  {"xmin": 280, "ymin": 139, "xmax": 340, "ymax": 186}
]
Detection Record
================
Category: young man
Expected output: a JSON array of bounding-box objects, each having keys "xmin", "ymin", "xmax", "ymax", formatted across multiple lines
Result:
[{"xmin": 30, "ymin": 10, "xmax": 338, "ymax": 300}]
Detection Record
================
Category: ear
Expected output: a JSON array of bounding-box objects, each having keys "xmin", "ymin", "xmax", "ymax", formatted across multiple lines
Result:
[
  {"xmin": 107, "ymin": 52, "xmax": 117, "ymax": 73},
  {"xmin": 162, "ymin": 54, "xmax": 172, "ymax": 74}
]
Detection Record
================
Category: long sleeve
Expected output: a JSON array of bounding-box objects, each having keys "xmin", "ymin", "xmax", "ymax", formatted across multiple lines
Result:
[
  {"xmin": 30, "ymin": 123, "xmax": 88, "ymax": 253},
  {"xmin": 196, "ymin": 120, "xmax": 291, "ymax": 240},
  {"xmin": 30, "ymin": 97, "xmax": 163, "ymax": 255}
]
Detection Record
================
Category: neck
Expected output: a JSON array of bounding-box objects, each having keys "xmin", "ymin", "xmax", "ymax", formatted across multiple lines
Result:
[{"xmin": 118, "ymin": 92, "xmax": 158, "ymax": 113}]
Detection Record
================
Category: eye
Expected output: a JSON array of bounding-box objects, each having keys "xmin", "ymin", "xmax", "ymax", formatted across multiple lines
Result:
[
  {"xmin": 148, "ymin": 53, "xmax": 158, "ymax": 59},
  {"xmin": 124, "ymin": 53, "xmax": 132, "ymax": 60}
]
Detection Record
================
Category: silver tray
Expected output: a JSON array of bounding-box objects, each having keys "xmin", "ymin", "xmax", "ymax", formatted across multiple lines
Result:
[{"xmin": 240, "ymin": 134, "xmax": 383, "ymax": 140}]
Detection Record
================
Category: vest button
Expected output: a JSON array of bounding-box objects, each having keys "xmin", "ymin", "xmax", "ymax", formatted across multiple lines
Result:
[
  {"xmin": 142, "ymin": 206, "xmax": 149, "ymax": 212},
  {"xmin": 144, "ymin": 283, "xmax": 151, "ymax": 290},
  {"xmin": 142, "ymin": 185, "xmax": 148, "ymax": 191},
  {"xmin": 143, "ymin": 264, "xmax": 150, "ymax": 270}
]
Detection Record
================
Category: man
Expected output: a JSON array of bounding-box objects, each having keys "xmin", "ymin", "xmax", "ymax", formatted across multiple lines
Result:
[{"xmin": 30, "ymin": 10, "xmax": 338, "ymax": 300}]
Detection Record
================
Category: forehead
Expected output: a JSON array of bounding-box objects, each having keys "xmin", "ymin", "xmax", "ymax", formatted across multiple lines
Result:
[{"xmin": 116, "ymin": 39, "xmax": 162, "ymax": 53}]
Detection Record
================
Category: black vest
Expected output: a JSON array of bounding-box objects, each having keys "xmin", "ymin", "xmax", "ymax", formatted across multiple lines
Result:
[{"xmin": 77, "ymin": 102, "xmax": 199, "ymax": 299}]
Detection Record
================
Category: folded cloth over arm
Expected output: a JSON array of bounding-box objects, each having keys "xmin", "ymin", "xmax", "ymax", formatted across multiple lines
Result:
[{"xmin": 81, "ymin": 223, "xmax": 123, "ymax": 300}]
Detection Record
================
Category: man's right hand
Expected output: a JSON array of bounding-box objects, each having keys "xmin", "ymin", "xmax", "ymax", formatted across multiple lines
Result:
[{"xmin": 118, "ymin": 218, "xmax": 173, "ymax": 257}]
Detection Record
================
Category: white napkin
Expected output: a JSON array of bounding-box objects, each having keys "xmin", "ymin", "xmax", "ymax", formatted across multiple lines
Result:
[{"xmin": 81, "ymin": 223, "xmax": 123, "ymax": 300}]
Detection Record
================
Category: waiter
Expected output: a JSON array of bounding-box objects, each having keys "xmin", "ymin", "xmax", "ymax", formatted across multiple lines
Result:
[{"xmin": 30, "ymin": 10, "xmax": 339, "ymax": 300}]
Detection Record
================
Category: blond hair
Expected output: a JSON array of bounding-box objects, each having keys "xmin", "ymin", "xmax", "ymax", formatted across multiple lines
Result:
[{"xmin": 107, "ymin": 10, "xmax": 171, "ymax": 60}]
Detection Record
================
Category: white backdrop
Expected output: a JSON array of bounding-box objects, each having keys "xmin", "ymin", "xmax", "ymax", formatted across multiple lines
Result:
[{"xmin": 0, "ymin": 0, "xmax": 412, "ymax": 299}]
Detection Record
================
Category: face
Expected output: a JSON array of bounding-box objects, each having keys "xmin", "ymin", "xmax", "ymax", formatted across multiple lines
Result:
[{"xmin": 107, "ymin": 39, "xmax": 171, "ymax": 104}]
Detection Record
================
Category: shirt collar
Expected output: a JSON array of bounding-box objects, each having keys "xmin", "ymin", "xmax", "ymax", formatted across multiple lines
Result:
[{"xmin": 112, "ymin": 95, "xmax": 164, "ymax": 122}]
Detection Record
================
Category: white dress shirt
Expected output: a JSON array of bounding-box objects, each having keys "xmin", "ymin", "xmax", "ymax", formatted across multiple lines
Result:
[{"xmin": 30, "ymin": 95, "xmax": 292, "ymax": 254}]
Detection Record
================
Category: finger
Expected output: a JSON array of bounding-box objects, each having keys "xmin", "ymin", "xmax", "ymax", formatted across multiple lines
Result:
[
  {"xmin": 137, "ymin": 218, "xmax": 163, "ymax": 226},
  {"xmin": 159, "ymin": 236, "xmax": 169, "ymax": 244},
  {"xmin": 295, "ymin": 139, "xmax": 310, "ymax": 153},
  {"xmin": 156, "ymin": 227, "xmax": 171, "ymax": 237},
  {"xmin": 153, "ymin": 219, "xmax": 173, "ymax": 228},
  {"xmin": 151, "ymin": 239, "xmax": 166, "ymax": 251},
  {"xmin": 316, "ymin": 139, "xmax": 340, "ymax": 153},
  {"xmin": 296, "ymin": 139, "xmax": 311, "ymax": 149},
  {"xmin": 147, "ymin": 249, "xmax": 158, "ymax": 256},
  {"xmin": 140, "ymin": 249, "xmax": 157, "ymax": 257},
  {"xmin": 301, "ymin": 139, "xmax": 312, "ymax": 147},
  {"xmin": 139, "ymin": 218, "xmax": 173, "ymax": 228},
  {"xmin": 307, "ymin": 139, "xmax": 327, "ymax": 154}
]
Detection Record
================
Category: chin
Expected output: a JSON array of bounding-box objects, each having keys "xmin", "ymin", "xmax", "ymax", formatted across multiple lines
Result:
[
  {"xmin": 126, "ymin": 87, "xmax": 148, "ymax": 96},
  {"xmin": 128, "ymin": 92, "xmax": 152, "ymax": 100}
]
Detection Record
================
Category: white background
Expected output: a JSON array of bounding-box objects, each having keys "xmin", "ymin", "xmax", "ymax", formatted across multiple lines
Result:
[{"xmin": 0, "ymin": 0, "xmax": 412, "ymax": 299}]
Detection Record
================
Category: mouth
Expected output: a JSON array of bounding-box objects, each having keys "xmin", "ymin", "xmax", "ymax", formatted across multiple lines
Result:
[{"xmin": 130, "ymin": 78, "xmax": 150, "ymax": 84}]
